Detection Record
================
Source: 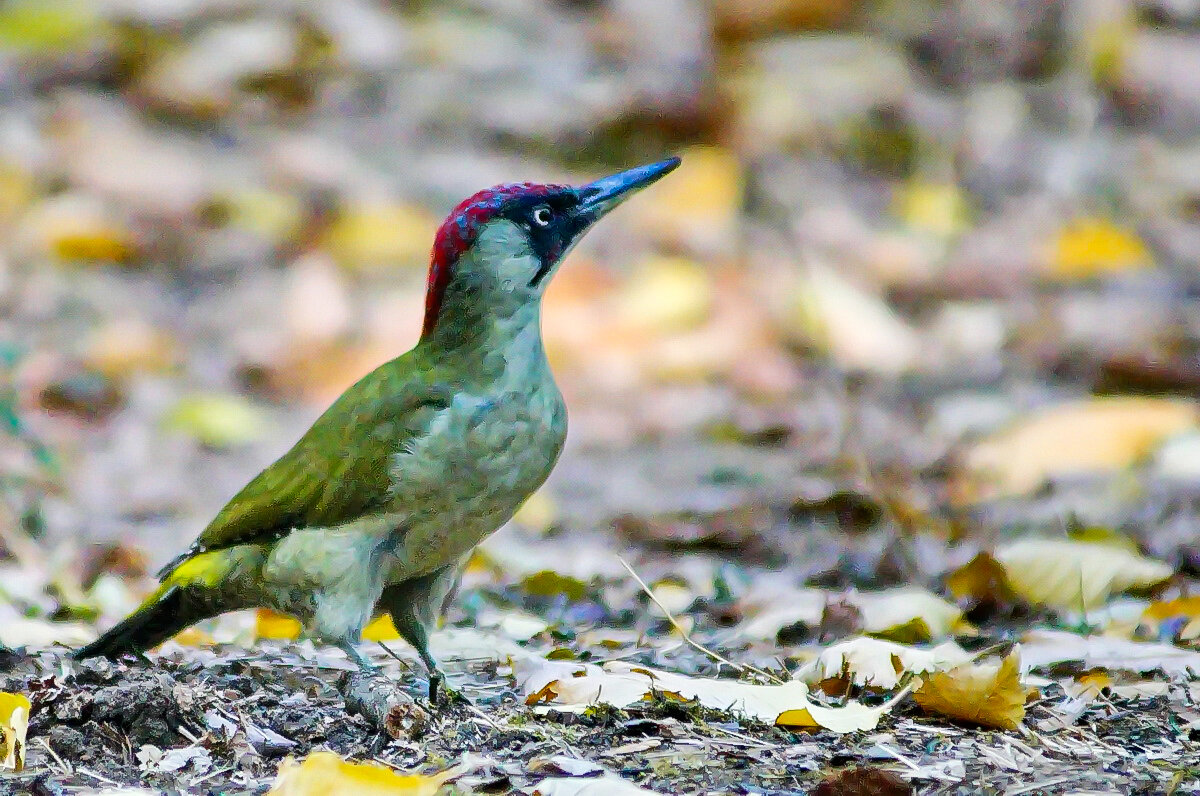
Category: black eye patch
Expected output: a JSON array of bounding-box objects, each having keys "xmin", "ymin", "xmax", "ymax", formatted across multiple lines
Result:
[{"xmin": 500, "ymin": 192, "xmax": 586, "ymax": 286}]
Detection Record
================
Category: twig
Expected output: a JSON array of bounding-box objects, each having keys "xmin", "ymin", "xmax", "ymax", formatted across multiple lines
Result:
[
  {"xmin": 617, "ymin": 556, "xmax": 783, "ymax": 685},
  {"xmin": 37, "ymin": 738, "xmax": 71, "ymax": 774}
]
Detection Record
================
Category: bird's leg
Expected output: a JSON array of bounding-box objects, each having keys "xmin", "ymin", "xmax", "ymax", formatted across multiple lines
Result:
[
  {"xmin": 338, "ymin": 639, "xmax": 379, "ymax": 674},
  {"xmin": 399, "ymin": 619, "xmax": 447, "ymax": 703}
]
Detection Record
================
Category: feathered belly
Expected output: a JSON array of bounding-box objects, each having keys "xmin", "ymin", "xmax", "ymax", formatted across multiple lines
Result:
[{"xmin": 386, "ymin": 389, "xmax": 566, "ymax": 580}]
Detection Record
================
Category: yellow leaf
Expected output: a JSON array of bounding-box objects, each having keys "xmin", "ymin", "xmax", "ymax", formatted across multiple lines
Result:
[
  {"xmin": 0, "ymin": 0, "xmax": 102, "ymax": 54},
  {"xmin": 0, "ymin": 692, "xmax": 30, "ymax": 772},
  {"xmin": 165, "ymin": 393, "xmax": 267, "ymax": 448},
  {"xmin": 618, "ymin": 256, "xmax": 714, "ymax": 332},
  {"xmin": 256, "ymin": 609, "xmax": 302, "ymax": 640},
  {"xmin": 1048, "ymin": 217, "xmax": 1150, "ymax": 279},
  {"xmin": 1072, "ymin": 671, "xmax": 1113, "ymax": 699},
  {"xmin": 633, "ymin": 145, "xmax": 742, "ymax": 254},
  {"xmin": 994, "ymin": 538, "xmax": 1172, "ymax": 612},
  {"xmin": 854, "ymin": 587, "xmax": 965, "ymax": 642},
  {"xmin": 521, "ymin": 571, "xmax": 587, "ymax": 602},
  {"xmin": 1141, "ymin": 597, "xmax": 1200, "ymax": 639},
  {"xmin": 894, "ymin": 180, "xmax": 970, "ymax": 238},
  {"xmin": 170, "ymin": 627, "xmax": 216, "ymax": 648},
  {"xmin": 961, "ymin": 397, "xmax": 1198, "ymax": 500},
  {"xmin": 787, "ymin": 263, "xmax": 920, "ymax": 375},
  {"xmin": 269, "ymin": 751, "xmax": 442, "ymax": 796},
  {"xmin": 361, "ymin": 614, "xmax": 400, "ymax": 642},
  {"xmin": 914, "ymin": 649, "xmax": 1026, "ymax": 730},
  {"xmin": 325, "ymin": 201, "xmax": 437, "ymax": 271}
]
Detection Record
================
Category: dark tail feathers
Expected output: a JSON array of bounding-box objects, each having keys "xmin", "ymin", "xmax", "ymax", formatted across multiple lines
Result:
[{"xmin": 75, "ymin": 586, "xmax": 209, "ymax": 661}]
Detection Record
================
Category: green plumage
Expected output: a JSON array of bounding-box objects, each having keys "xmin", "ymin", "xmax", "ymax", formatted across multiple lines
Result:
[{"xmin": 76, "ymin": 157, "xmax": 680, "ymax": 701}]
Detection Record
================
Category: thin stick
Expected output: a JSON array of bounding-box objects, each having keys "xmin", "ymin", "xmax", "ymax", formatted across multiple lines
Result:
[{"xmin": 617, "ymin": 556, "xmax": 783, "ymax": 685}]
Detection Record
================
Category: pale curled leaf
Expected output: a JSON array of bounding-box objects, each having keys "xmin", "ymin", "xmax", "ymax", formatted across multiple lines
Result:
[
  {"xmin": 795, "ymin": 637, "xmax": 973, "ymax": 690},
  {"xmin": 786, "ymin": 263, "xmax": 919, "ymax": 375},
  {"xmin": 516, "ymin": 657, "xmax": 885, "ymax": 733},
  {"xmin": 913, "ymin": 649, "xmax": 1027, "ymax": 730},
  {"xmin": 1020, "ymin": 629, "xmax": 1200, "ymax": 677},
  {"xmin": 740, "ymin": 586, "xmax": 964, "ymax": 644},
  {"xmin": 532, "ymin": 775, "xmax": 665, "ymax": 795},
  {"xmin": 994, "ymin": 538, "xmax": 1172, "ymax": 612}
]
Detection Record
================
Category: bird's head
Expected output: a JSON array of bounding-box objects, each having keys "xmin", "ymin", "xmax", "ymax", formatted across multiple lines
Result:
[{"xmin": 421, "ymin": 157, "xmax": 680, "ymax": 341}]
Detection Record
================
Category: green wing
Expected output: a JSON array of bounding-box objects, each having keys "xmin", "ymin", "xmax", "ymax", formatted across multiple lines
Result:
[{"xmin": 159, "ymin": 356, "xmax": 450, "ymax": 577}]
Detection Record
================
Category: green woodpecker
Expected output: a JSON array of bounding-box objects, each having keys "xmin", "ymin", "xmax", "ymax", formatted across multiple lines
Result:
[{"xmin": 76, "ymin": 158, "xmax": 681, "ymax": 699}]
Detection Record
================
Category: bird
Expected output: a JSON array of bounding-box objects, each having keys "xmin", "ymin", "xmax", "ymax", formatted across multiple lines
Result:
[{"xmin": 75, "ymin": 157, "xmax": 681, "ymax": 701}]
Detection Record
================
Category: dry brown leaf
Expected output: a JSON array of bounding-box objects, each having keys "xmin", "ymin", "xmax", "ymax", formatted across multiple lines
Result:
[
  {"xmin": 960, "ymin": 397, "xmax": 1198, "ymax": 500},
  {"xmin": 994, "ymin": 538, "xmax": 1172, "ymax": 612},
  {"xmin": 945, "ymin": 552, "xmax": 1017, "ymax": 606},
  {"xmin": 913, "ymin": 649, "xmax": 1026, "ymax": 730}
]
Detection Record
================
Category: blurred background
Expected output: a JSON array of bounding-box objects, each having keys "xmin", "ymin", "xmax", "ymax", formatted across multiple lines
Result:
[{"xmin": 2, "ymin": 0, "xmax": 1200, "ymax": 641}]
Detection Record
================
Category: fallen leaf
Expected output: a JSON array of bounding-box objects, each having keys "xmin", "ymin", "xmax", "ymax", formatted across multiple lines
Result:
[
  {"xmin": 1141, "ymin": 597, "xmax": 1200, "ymax": 641},
  {"xmin": 0, "ymin": 692, "xmax": 30, "ymax": 772},
  {"xmin": 632, "ymin": 145, "xmax": 742, "ymax": 255},
  {"xmin": 618, "ymin": 256, "xmax": 713, "ymax": 332},
  {"xmin": 256, "ymin": 609, "xmax": 302, "ymax": 640},
  {"xmin": 0, "ymin": 617, "xmax": 94, "ymax": 648},
  {"xmin": 854, "ymin": 588, "xmax": 966, "ymax": 642},
  {"xmin": 521, "ymin": 571, "xmax": 588, "ymax": 602},
  {"xmin": 795, "ymin": 637, "xmax": 973, "ymax": 690},
  {"xmin": 786, "ymin": 262, "xmax": 920, "ymax": 375},
  {"xmin": 945, "ymin": 552, "xmax": 1017, "ymax": 606},
  {"xmin": 0, "ymin": 0, "xmax": 102, "ymax": 54},
  {"xmin": 512, "ymin": 491, "xmax": 558, "ymax": 533},
  {"xmin": 1021, "ymin": 629, "xmax": 1200, "ymax": 677},
  {"xmin": 516, "ymin": 658, "xmax": 886, "ymax": 732},
  {"xmin": 812, "ymin": 765, "xmax": 913, "ymax": 796},
  {"xmin": 994, "ymin": 538, "xmax": 1172, "ymax": 612},
  {"xmin": 894, "ymin": 180, "xmax": 970, "ymax": 238},
  {"xmin": 165, "ymin": 393, "xmax": 268, "ymax": 448},
  {"xmin": 268, "ymin": 751, "xmax": 444, "ymax": 796},
  {"xmin": 960, "ymin": 397, "xmax": 1198, "ymax": 500},
  {"xmin": 324, "ymin": 201, "xmax": 436, "ymax": 271},
  {"xmin": 532, "ymin": 775, "xmax": 665, "ymax": 795},
  {"xmin": 361, "ymin": 614, "xmax": 400, "ymax": 642},
  {"xmin": 914, "ymin": 649, "xmax": 1026, "ymax": 730},
  {"xmin": 1047, "ymin": 217, "xmax": 1151, "ymax": 279},
  {"xmin": 741, "ymin": 587, "xmax": 964, "ymax": 645}
]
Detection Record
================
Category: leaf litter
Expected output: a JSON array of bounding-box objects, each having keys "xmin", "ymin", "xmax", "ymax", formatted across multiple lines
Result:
[{"xmin": 4, "ymin": 1, "xmax": 1200, "ymax": 794}]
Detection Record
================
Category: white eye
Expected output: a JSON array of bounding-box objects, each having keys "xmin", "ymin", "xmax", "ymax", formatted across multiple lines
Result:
[{"xmin": 532, "ymin": 207, "xmax": 553, "ymax": 227}]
